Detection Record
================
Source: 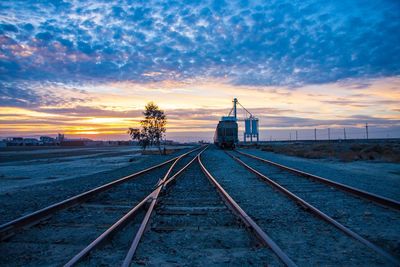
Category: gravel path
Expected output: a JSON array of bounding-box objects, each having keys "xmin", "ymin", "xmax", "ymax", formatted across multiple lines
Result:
[
  {"xmin": 0, "ymin": 148, "xmax": 191, "ymax": 225},
  {"xmin": 0, "ymin": 161, "xmax": 173, "ymax": 266},
  {"xmin": 233, "ymin": 150, "xmax": 400, "ymax": 260},
  {"xmin": 133, "ymin": 159, "xmax": 280, "ymax": 266},
  {"xmin": 202, "ymin": 146, "xmax": 392, "ymax": 266},
  {"xmin": 242, "ymin": 148, "xmax": 400, "ymax": 201}
]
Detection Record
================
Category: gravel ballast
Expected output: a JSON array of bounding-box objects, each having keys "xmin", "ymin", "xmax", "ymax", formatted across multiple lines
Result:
[
  {"xmin": 133, "ymin": 159, "xmax": 280, "ymax": 266},
  {"xmin": 202, "ymin": 146, "xmax": 392, "ymax": 266},
  {"xmin": 242, "ymin": 148, "xmax": 400, "ymax": 201},
  {"xmin": 0, "ymin": 160, "xmax": 174, "ymax": 266},
  {"xmin": 233, "ymin": 150, "xmax": 400, "ymax": 259}
]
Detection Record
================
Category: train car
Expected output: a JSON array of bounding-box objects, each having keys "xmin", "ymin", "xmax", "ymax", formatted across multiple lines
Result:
[{"xmin": 213, "ymin": 119, "xmax": 238, "ymax": 149}]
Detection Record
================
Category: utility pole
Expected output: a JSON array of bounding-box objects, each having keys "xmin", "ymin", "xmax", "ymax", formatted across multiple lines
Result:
[
  {"xmin": 289, "ymin": 132, "xmax": 291, "ymax": 141},
  {"xmin": 343, "ymin": 128, "xmax": 347, "ymax": 140},
  {"xmin": 296, "ymin": 130, "xmax": 298, "ymax": 141},
  {"xmin": 365, "ymin": 122, "xmax": 369, "ymax": 140},
  {"xmin": 314, "ymin": 128, "xmax": 317, "ymax": 141},
  {"xmin": 328, "ymin": 128, "xmax": 330, "ymax": 141}
]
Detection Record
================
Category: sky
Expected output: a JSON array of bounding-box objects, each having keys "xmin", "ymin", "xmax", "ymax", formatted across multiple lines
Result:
[{"xmin": 0, "ymin": 0, "xmax": 399, "ymax": 141}]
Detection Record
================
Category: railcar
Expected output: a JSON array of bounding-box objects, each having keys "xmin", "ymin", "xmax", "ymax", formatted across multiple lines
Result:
[{"xmin": 213, "ymin": 120, "xmax": 238, "ymax": 149}]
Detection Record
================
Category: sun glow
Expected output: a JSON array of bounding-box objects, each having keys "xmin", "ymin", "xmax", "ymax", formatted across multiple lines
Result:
[{"xmin": 1, "ymin": 77, "xmax": 399, "ymax": 140}]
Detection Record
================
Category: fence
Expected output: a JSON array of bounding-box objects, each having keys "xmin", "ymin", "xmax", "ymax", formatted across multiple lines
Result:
[{"xmin": 259, "ymin": 124, "xmax": 400, "ymax": 142}]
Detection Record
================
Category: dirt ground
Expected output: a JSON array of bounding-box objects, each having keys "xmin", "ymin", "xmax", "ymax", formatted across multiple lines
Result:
[
  {"xmin": 240, "ymin": 139, "xmax": 400, "ymax": 163},
  {"xmin": 0, "ymin": 145, "xmax": 192, "ymax": 224},
  {"xmin": 0, "ymin": 145, "xmax": 190, "ymax": 192}
]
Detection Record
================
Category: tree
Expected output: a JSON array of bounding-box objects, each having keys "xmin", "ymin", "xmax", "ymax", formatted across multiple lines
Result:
[{"xmin": 128, "ymin": 102, "xmax": 167, "ymax": 154}]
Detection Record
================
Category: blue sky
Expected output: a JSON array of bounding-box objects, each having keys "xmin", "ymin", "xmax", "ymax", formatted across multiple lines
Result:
[{"xmin": 0, "ymin": 0, "xmax": 399, "ymax": 141}]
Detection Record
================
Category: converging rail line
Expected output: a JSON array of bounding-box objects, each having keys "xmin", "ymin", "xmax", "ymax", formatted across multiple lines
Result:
[
  {"xmin": 64, "ymin": 147, "xmax": 200, "ymax": 266},
  {"xmin": 198, "ymin": 154, "xmax": 296, "ymax": 267},
  {"xmin": 200, "ymin": 146, "xmax": 397, "ymax": 266},
  {"xmin": 0, "ymin": 147, "xmax": 202, "ymax": 266},
  {"xmin": 227, "ymin": 149, "xmax": 400, "ymax": 265},
  {"xmin": 236, "ymin": 150, "xmax": 400, "ymax": 210},
  {"xmin": 0, "ymin": 147, "xmax": 201, "ymax": 241},
  {"xmin": 2, "ymin": 145, "xmax": 399, "ymax": 266},
  {"xmin": 64, "ymin": 146, "xmax": 295, "ymax": 266}
]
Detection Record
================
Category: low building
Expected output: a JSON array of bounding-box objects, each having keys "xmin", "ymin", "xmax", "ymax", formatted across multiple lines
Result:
[
  {"xmin": 40, "ymin": 136, "xmax": 56, "ymax": 145},
  {"xmin": 5, "ymin": 137, "xmax": 24, "ymax": 146},
  {"xmin": 23, "ymin": 138, "xmax": 39, "ymax": 146}
]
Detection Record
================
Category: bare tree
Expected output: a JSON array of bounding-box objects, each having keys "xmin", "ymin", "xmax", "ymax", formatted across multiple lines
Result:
[{"xmin": 128, "ymin": 102, "xmax": 166, "ymax": 154}]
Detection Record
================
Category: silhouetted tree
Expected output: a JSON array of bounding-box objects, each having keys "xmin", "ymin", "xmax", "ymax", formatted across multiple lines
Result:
[{"xmin": 128, "ymin": 102, "xmax": 166, "ymax": 153}]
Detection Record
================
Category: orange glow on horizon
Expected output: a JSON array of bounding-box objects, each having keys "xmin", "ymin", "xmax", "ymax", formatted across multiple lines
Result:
[{"xmin": 1, "ymin": 77, "xmax": 399, "ymax": 140}]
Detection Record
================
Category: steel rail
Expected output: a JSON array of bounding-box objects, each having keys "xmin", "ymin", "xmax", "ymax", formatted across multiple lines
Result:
[
  {"xmin": 64, "ymin": 146, "xmax": 206, "ymax": 266},
  {"xmin": 0, "ymin": 146, "xmax": 200, "ymax": 241},
  {"xmin": 122, "ymin": 146, "xmax": 208, "ymax": 266},
  {"xmin": 227, "ymin": 152, "xmax": 400, "ymax": 265},
  {"xmin": 122, "ymin": 147, "xmax": 188, "ymax": 267},
  {"xmin": 236, "ymin": 150, "xmax": 400, "ymax": 211},
  {"xmin": 63, "ymin": 195, "xmax": 152, "ymax": 267},
  {"xmin": 198, "ymin": 153, "xmax": 297, "ymax": 267}
]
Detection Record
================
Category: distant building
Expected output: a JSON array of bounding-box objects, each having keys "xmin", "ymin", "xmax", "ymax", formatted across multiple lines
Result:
[
  {"xmin": 23, "ymin": 138, "xmax": 39, "ymax": 146},
  {"xmin": 5, "ymin": 137, "xmax": 24, "ymax": 146},
  {"xmin": 56, "ymin": 133, "xmax": 65, "ymax": 142},
  {"xmin": 40, "ymin": 136, "xmax": 56, "ymax": 145}
]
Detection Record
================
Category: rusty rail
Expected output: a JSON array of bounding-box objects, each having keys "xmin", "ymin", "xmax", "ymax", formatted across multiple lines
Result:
[
  {"xmin": 122, "ymin": 147, "xmax": 189, "ymax": 267},
  {"xmin": 0, "ymin": 146, "xmax": 201, "ymax": 241},
  {"xmin": 63, "ymin": 195, "xmax": 152, "ymax": 267},
  {"xmin": 65, "ymin": 146, "xmax": 206, "ymax": 266},
  {"xmin": 236, "ymin": 150, "xmax": 400, "ymax": 211},
  {"xmin": 198, "ymin": 153, "xmax": 297, "ymax": 267},
  {"xmin": 227, "ymin": 151, "xmax": 399, "ymax": 266}
]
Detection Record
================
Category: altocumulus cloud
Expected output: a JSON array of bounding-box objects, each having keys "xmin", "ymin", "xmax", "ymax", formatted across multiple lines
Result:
[{"xmin": 0, "ymin": 0, "xmax": 400, "ymax": 108}]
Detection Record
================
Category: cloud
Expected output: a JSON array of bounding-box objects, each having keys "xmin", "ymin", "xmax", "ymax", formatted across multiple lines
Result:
[
  {"xmin": 1, "ymin": 1, "xmax": 399, "ymax": 141},
  {"xmin": 0, "ymin": 0, "xmax": 399, "ymax": 88},
  {"xmin": 0, "ymin": 81, "xmax": 91, "ymax": 108},
  {"xmin": 35, "ymin": 106, "xmax": 142, "ymax": 118},
  {"xmin": 27, "ymin": 106, "xmax": 400, "ymax": 129}
]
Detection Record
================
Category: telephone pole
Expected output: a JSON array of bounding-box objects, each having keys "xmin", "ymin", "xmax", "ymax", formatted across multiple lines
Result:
[
  {"xmin": 344, "ymin": 128, "xmax": 347, "ymax": 140},
  {"xmin": 314, "ymin": 128, "xmax": 317, "ymax": 141},
  {"xmin": 365, "ymin": 123, "xmax": 369, "ymax": 140}
]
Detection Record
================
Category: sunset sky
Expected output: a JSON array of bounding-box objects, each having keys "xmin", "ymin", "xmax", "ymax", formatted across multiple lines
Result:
[{"xmin": 1, "ymin": 1, "xmax": 399, "ymax": 141}]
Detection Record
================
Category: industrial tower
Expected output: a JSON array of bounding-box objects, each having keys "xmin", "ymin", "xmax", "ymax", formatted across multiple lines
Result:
[{"xmin": 227, "ymin": 98, "xmax": 260, "ymax": 143}]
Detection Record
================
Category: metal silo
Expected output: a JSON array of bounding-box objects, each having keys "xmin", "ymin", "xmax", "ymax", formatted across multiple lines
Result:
[
  {"xmin": 251, "ymin": 118, "xmax": 259, "ymax": 135},
  {"xmin": 245, "ymin": 119, "xmax": 251, "ymax": 135}
]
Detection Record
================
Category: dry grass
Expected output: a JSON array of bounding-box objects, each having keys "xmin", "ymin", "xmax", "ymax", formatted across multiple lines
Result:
[{"xmin": 257, "ymin": 141, "xmax": 400, "ymax": 163}]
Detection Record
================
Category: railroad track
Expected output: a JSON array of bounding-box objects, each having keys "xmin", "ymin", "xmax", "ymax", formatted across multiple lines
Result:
[
  {"xmin": 231, "ymin": 149, "xmax": 400, "ymax": 262},
  {"xmin": 63, "ymin": 146, "xmax": 297, "ymax": 266},
  {"xmin": 0, "ymin": 147, "xmax": 202, "ymax": 266},
  {"xmin": 202, "ymin": 146, "xmax": 398, "ymax": 266},
  {"xmin": 2, "ymin": 145, "xmax": 398, "ymax": 266},
  {"xmin": 131, "ymin": 149, "xmax": 289, "ymax": 266},
  {"xmin": 235, "ymin": 149, "xmax": 400, "ymax": 210}
]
